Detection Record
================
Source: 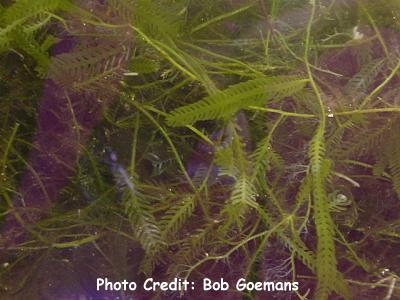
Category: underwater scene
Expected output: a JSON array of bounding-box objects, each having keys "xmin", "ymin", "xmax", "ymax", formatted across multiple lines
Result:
[{"xmin": 1, "ymin": 0, "xmax": 400, "ymax": 299}]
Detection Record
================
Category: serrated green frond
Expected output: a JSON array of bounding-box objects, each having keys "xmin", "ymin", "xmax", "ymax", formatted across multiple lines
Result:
[
  {"xmin": 346, "ymin": 58, "xmax": 385, "ymax": 94},
  {"xmin": 1, "ymin": 0, "xmax": 71, "ymax": 24},
  {"xmin": 175, "ymin": 225, "xmax": 214, "ymax": 265},
  {"xmin": 167, "ymin": 76, "xmax": 308, "ymax": 127},
  {"xmin": 0, "ymin": 13, "xmax": 55, "ymax": 56},
  {"xmin": 215, "ymin": 120, "xmax": 250, "ymax": 180},
  {"xmin": 309, "ymin": 125, "xmax": 326, "ymax": 174},
  {"xmin": 250, "ymin": 115, "xmax": 283, "ymax": 182},
  {"xmin": 279, "ymin": 232, "xmax": 316, "ymax": 272},
  {"xmin": 209, "ymin": 127, "xmax": 255, "ymax": 228},
  {"xmin": 129, "ymin": 56, "xmax": 160, "ymax": 74},
  {"xmin": 159, "ymin": 195, "xmax": 196, "ymax": 239},
  {"xmin": 0, "ymin": 23, "xmax": 18, "ymax": 51},
  {"xmin": 338, "ymin": 120, "xmax": 388, "ymax": 158},
  {"xmin": 108, "ymin": 0, "xmax": 135, "ymax": 23},
  {"xmin": 224, "ymin": 176, "xmax": 258, "ymax": 228},
  {"xmin": 12, "ymin": 29, "xmax": 51, "ymax": 76},
  {"xmin": 384, "ymin": 124, "xmax": 400, "ymax": 198},
  {"xmin": 295, "ymin": 174, "xmax": 312, "ymax": 207},
  {"xmin": 134, "ymin": 0, "xmax": 183, "ymax": 40},
  {"xmin": 251, "ymin": 136, "xmax": 271, "ymax": 178},
  {"xmin": 215, "ymin": 146, "xmax": 237, "ymax": 178},
  {"xmin": 48, "ymin": 44, "xmax": 130, "ymax": 91},
  {"xmin": 309, "ymin": 124, "xmax": 347, "ymax": 299},
  {"xmin": 124, "ymin": 191, "xmax": 163, "ymax": 254}
]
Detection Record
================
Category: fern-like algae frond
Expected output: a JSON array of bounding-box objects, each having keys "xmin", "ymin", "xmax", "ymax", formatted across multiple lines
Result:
[
  {"xmin": 218, "ymin": 124, "xmax": 260, "ymax": 229},
  {"xmin": 250, "ymin": 116, "xmax": 284, "ymax": 183},
  {"xmin": 128, "ymin": 56, "xmax": 160, "ymax": 74},
  {"xmin": 48, "ymin": 44, "xmax": 131, "ymax": 91},
  {"xmin": 167, "ymin": 75, "xmax": 308, "ymax": 126},
  {"xmin": 336, "ymin": 117, "xmax": 390, "ymax": 160},
  {"xmin": 1, "ymin": 0, "xmax": 72, "ymax": 24},
  {"xmin": 224, "ymin": 175, "xmax": 259, "ymax": 229},
  {"xmin": 382, "ymin": 122, "xmax": 400, "ymax": 198},
  {"xmin": 108, "ymin": 0, "xmax": 135, "ymax": 24},
  {"xmin": 159, "ymin": 194, "xmax": 196, "ymax": 240},
  {"xmin": 0, "ymin": 0, "xmax": 72, "ymax": 75},
  {"xmin": 11, "ymin": 29, "xmax": 55, "ymax": 76},
  {"xmin": 345, "ymin": 58, "xmax": 386, "ymax": 95},
  {"xmin": 124, "ymin": 191, "xmax": 163, "ymax": 253},
  {"xmin": 309, "ymin": 125, "xmax": 350, "ymax": 300},
  {"xmin": 134, "ymin": 0, "xmax": 183, "ymax": 40},
  {"xmin": 120, "ymin": 173, "xmax": 163, "ymax": 257}
]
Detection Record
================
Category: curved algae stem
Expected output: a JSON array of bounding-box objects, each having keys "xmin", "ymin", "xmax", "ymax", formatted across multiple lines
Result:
[
  {"xmin": 275, "ymin": 30, "xmax": 345, "ymax": 78},
  {"xmin": 359, "ymin": 3, "xmax": 390, "ymax": 61},
  {"xmin": 251, "ymin": 114, "xmax": 284, "ymax": 183},
  {"xmin": 304, "ymin": 3, "xmax": 326, "ymax": 120},
  {"xmin": 251, "ymin": 116, "xmax": 285, "ymax": 216},
  {"xmin": 51, "ymin": 234, "xmax": 100, "ymax": 249},
  {"xmin": 1, "ymin": 123, "xmax": 19, "ymax": 177},
  {"xmin": 142, "ymin": 104, "xmax": 214, "ymax": 145},
  {"xmin": 129, "ymin": 25, "xmax": 198, "ymax": 81},
  {"xmin": 10, "ymin": 147, "xmax": 51, "ymax": 209},
  {"xmin": 129, "ymin": 114, "xmax": 140, "ymax": 176},
  {"xmin": 151, "ymin": 78, "xmax": 192, "ymax": 104},
  {"xmin": 342, "ymin": 159, "xmax": 392, "ymax": 179},
  {"xmin": 180, "ymin": 41, "xmax": 264, "ymax": 77},
  {"xmin": 335, "ymin": 228, "xmax": 372, "ymax": 273},
  {"xmin": 182, "ymin": 217, "xmax": 287, "ymax": 281},
  {"xmin": 335, "ymin": 107, "xmax": 400, "ymax": 116},
  {"xmin": 333, "ymin": 171, "xmax": 360, "ymax": 188},
  {"xmin": 250, "ymin": 106, "xmax": 400, "ymax": 117},
  {"xmin": 359, "ymin": 59, "xmax": 400, "ymax": 109},
  {"xmin": 243, "ymin": 231, "xmax": 270, "ymax": 281},
  {"xmin": 191, "ymin": 2, "xmax": 255, "ymax": 34},
  {"xmin": 129, "ymin": 27, "xmax": 217, "ymax": 94},
  {"xmin": 129, "ymin": 102, "xmax": 194, "ymax": 189},
  {"xmin": 131, "ymin": 101, "xmax": 211, "ymax": 219},
  {"xmin": 247, "ymin": 106, "xmax": 315, "ymax": 118}
]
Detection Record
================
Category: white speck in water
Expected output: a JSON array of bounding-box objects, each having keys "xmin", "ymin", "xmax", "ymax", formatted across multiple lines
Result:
[
  {"xmin": 381, "ymin": 268, "xmax": 390, "ymax": 276},
  {"xmin": 3, "ymin": 262, "xmax": 9, "ymax": 268},
  {"xmin": 123, "ymin": 72, "xmax": 139, "ymax": 76},
  {"xmin": 327, "ymin": 106, "xmax": 334, "ymax": 118},
  {"xmin": 352, "ymin": 26, "xmax": 364, "ymax": 40}
]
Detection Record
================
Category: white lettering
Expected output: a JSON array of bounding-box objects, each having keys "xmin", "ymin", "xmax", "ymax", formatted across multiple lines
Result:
[
  {"xmin": 203, "ymin": 278, "xmax": 229, "ymax": 291},
  {"xmin": 96, "ymin": 278, "xmax": 137, "ymax": 291},
  {"xmin": 143, "ymin": 278, "xmax": 154, "ymax": 291},
  {"xmin": 97, "ymin": 278, "xmax": 105, "ymax": 290}
]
